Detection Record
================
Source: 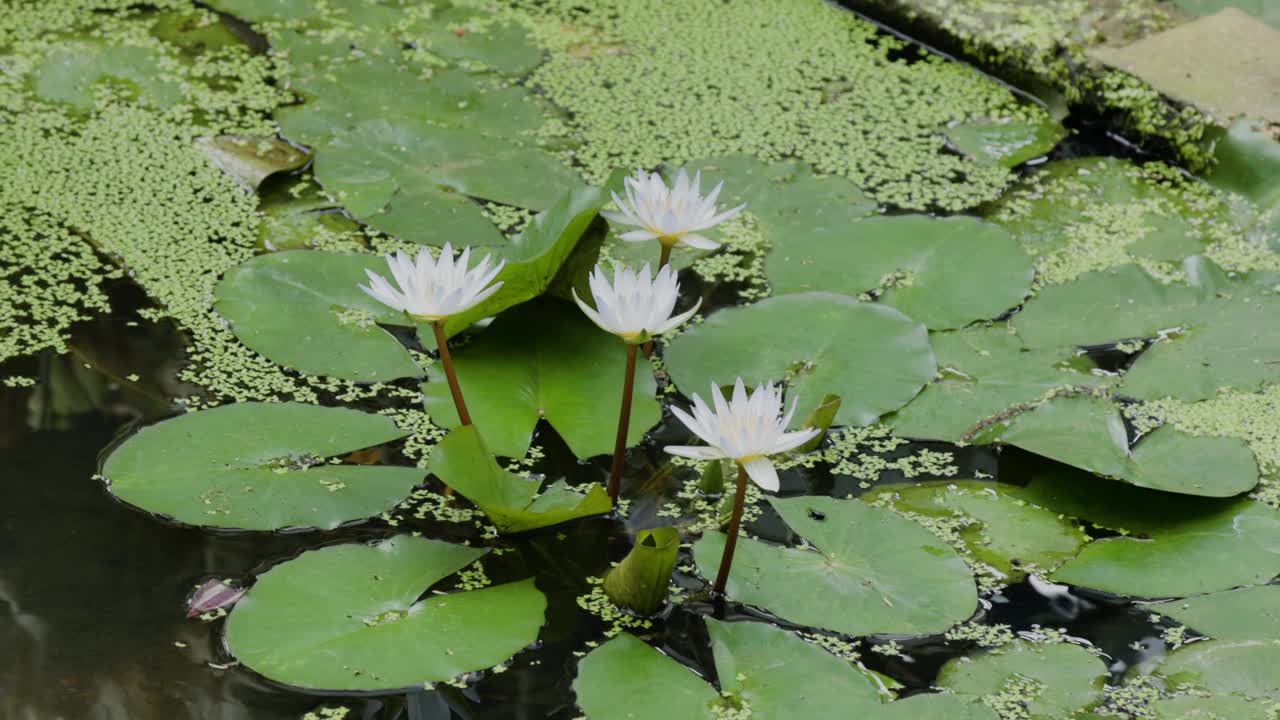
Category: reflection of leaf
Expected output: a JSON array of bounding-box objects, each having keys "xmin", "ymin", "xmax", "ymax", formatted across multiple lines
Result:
[
  {"xmin": 574, "ymin": 619, "xmax": 886, "ymax": 720},
  {"xmin": 427, "ymin": 425, "xmax": 610, "ymax": 533},
  {"xmin": 215, "ymin": 250, "xmax": 421, "ymax": 381},
  {"xmin": 665, "ymin": 292, "xmax": 935, "ymax": 426},
  {"xmin": 101, "ymin": 403, "xmax": 423, "ymax": 530},
  {"xmin": 423, "ymin": 300, "xmax": 659, "ymax": 459},
  {"xmin": 693, "ymin": 496, "xmax": 977, "ymax": 636},
  {"xmin": 224, "ymin": 535, "xmax": 546, "ymax": 691}
]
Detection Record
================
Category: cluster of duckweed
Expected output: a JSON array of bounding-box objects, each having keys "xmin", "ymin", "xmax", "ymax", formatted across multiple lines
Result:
[
  {"xmin": 870, "ymin": 639, "xmax": 905, "ymax": 656},
  {"xmin": 483, "ymin": 203, "xmax": 537, "ymax": 236},
  {"xmin": 776, "ymin": 424, "xmax": 958, "ymax": 486},
  {"xmin": 452, "ymin": 561, "xmax": 493, "ymax": 592},
  {"xmin": 945, "ymin": 621, "xmax": 1017, "ymax": 648},
  {"xmin": 575, "ymin": 576, "xmax": 655, "ymax": 639},
  {"xmin": 300, "ymin": 706, "xmax": 350, "ymax": 720},
  {"xmin": 1126, "ymin": 386, "xmax": 1280, "ymax": 508},
  {"xmin": 848, "ymin": 0, "xmax": 1216, "ymax": 168},
  {"xmin": 985, "ymin": 673, "xmax": 1046, "ymax": 720},
  {"xmin": 1092, "ymin": 677, "xmax": 1161, "ymax": 719},
  {"xmin": 688, "ymin": 213, "xmax": 771, "ymax": 302},
  {"xmin": 657, "ymin": 461, "xmax": 766, "ymax": 534},
  {"xmin": 0, "ymin": 206, "xmax": 118, "ymax": 363},
  {"xmin": 505, "ymin": 0, "xmax": 1042, "ymax": 211},
  {"xmin": 799, "ymin": 631, "xmax": 863, "ymax": 662},
  {"xmin": 991, "ymin": 158, "xmax": 1280, "ymax": 288}
]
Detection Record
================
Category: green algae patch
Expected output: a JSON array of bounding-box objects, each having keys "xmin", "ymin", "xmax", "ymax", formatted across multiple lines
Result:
[{"xmin": 516, "ymin": 0, "xmax": 1042, "ymax": 211}]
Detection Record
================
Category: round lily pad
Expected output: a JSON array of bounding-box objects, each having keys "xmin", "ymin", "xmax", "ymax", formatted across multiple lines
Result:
[
  {"xmin": 1150, "ymin": 693, "xmax": 1277, "ymax": 720},
  {"xmin": 664, "ymin": 292, "xmax": 935, "ymax": 427},
  {"xmin": 1021, "ymin": 467, "xmax": 1280, "ymax": 598},
  {"xmin": 997, "ymin": 395, "xmax": 1259, "ymax": 497},
  {"xmin": 573, "ymin": 618, "xmax": 886, "ymax": 720},
  {"xmin": 879, "ymin": 693, "xmax": 1000, "ymax": 720},
  {"xmin": 766, "ymin": 216, "xmax": 1034, "ymax": 330},
  {"xmin": 937, "ymin": 640, "xmax": 1109, "ymax": 719},
  {"xmin": 215, "ymin": 250, "xmax": 421, "ymax": 382},
  {"xmin": 1154, "ymin": 639, "xmax": 1280, "ymax": 702},
  {"xmin": 864, "ymin": 480, "xmax": 1089, "ymax": 585},
  {"xmin": 1152, "ymin": 586, "xmax": 1280, "ymax": 641},
  {"xmin": 100, "ymin": 403, "xmax": 424, "ymax": 530},
  {"xmin": 224, "ymin": 535, "xmax": 546, "ymax": 691},
  {"xmin": 423, "ymin": 299, "xmax": 660, "ymax": 459},
  {"xmin": 33, "ymin": 41, "xmax": 183, "ymax": 111},
  {"xmin": 693, "ymin": 496, "xmax": 978, "ymax": 636}
]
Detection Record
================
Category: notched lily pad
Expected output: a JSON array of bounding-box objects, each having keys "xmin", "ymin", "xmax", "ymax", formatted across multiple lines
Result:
[
  {"xmin": 693, "ymin": 496, "xmax": 978, "ymax": 636},
  {"xmin": 224, "ymin": 535, "xmax": 546, "ymax": 691},
  {"xmin": 428, "ymin": 425, "xmax": 610, "ymax": 533},
  {"xmin": 423, "ymin": 300, "xmax": 660, "ymax": 459},
  {"xmin": 664, "ymin": 292, "xmax": 936, "ymax": 427},
  {"xmin": 573, "ymin": 618, "xmax": 886, "ymax": 720},
  {"xmin": 215, "ymin": 250, "xmax": 421, "ymax": 382},
  {"xmin": 101, "ymin": 402, "xmax": 423, "ymax": 530}
]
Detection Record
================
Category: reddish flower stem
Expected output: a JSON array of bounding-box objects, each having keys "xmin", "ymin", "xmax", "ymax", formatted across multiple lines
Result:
[
  {"xmin": 607, "ymin": 342, "xmax": 639, "ymax": 503},
  {"xmin": 432, "ymin": 321, "xmax": 472, "ymax": 427},
  {"xmin": 712, "ymin": 464, "xmax": 748, "ymax": 595}
]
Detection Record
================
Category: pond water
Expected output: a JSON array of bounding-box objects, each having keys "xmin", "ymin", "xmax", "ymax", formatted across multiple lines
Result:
[{"xmin": 3, "ymin": 0, "xmax": 1279, "ymax": 719}]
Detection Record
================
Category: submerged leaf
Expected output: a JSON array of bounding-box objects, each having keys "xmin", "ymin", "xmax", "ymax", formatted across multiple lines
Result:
[
  {"xmin": 427, "ymin": 425, "xmax": 610, "ymax": 533},
  {"xmin": 187, "ymin": 579, "xmax": 246, "ymax": 618}
]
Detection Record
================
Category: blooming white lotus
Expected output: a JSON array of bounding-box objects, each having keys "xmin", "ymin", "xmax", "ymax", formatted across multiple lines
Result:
[
  {"xmin": 573, "ymin": 263, "xmax": 701, "ymax": 344},
  {"xmin": 604, "ymin": 168, "xmax": 746, "ymax": 251},
  {"xmin": 666, "ymin": 379, "xmax": 820, "ymax": 492},
  {"xmin": 359, "ymin": 243, "xmax": 505, "ymax": 321}
]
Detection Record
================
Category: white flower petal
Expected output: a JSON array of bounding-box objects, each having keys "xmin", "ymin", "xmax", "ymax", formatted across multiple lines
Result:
[
  {"xmin": 679, "ymin": 233, "xmax": 720, "ymax": 250},
  {"xmin": 741, "ymin": 456, "xmax": 780, "ymax": 492},
  {"xmin": 664, "ymin": 445, "xmax": 727, "ymax": 460},
  {"xmin": 619, "ymin": 230, "xmax": 659, "ymax": 242}
]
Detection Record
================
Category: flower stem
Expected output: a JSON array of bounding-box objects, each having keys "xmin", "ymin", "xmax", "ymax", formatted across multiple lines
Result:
[
  {"xmin": 712, "ymin": 464, "xmax": 748, "ymax": 595},
  {"xmin": 658, "ymin": 242, "xmax": 672, "ymax": 269},
  {"xmin": 432, "ymin": 321, "xmax": 472, "ymax": 426},
  {"xmin": 607, "ymin": 342, "xmax": 639, "ymax": 503}
]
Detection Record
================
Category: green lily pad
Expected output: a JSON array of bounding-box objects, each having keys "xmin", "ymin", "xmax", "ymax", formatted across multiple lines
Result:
[
  {"xmin": 224, "ymin": 535, "xmax": 546, "ymax": 691},
  {"xmin": 889, "ymin": 326, "xmax": 1107, "ymax": 442},
  {"xmin": 573, "ymin": 618, "xmax": 887, "ymax": 720},
  {"xmin": 215, "ymin": 250, "xmax": 421, "ymax": 382},
  {"xmin": 997, "ymin": 395, "xmax": 1259, "ymax": 497},
  {"xmin": 879, "ymin": 694, "xmax": 1000, "ymax": 720},
  {"xmin": 198, "ymin": 135, "xmax": 310, "ymax": 190},
  {"xmin": 864, "ymin": 480, "xmax": 1089, "ymax": 585},
  {"xmin": 422, "ymin": 300, "xmax": 660, "ymax": 459},
  {"xmin": 403, "ymin": 6, "xmax": 544, "ymax": 75},
  {"xmin": 427, "ymin": 425, "xmax": 610, "ymax": 533},
  {"xmin": 33, "ymin": 42, "xmax": 183, "ymax": 111},
  {"xmin": 937, "ymin": 640, "xmax": 1108, "ymax": 719},
  {"xmin": 1150, "ymin": 693, "xmax": 1278, "ymax": 720},
  {"xmin": 1207, "ymin": 119, "xmax": 1280, "ymax": 219},
  {"xmin": 693, "ymin": 496, "xmax": 977, "ymax": 636},
  {"xmin": 603, "ymin": 527, "xmax": 681, "ymax": 615},
  {"xmin": 946, "ymin": 118, "xmax": 1066, "ymax": 168},
  {"xmin": 101, "ymin": 402, "xmax": 423, "ymax": 530},
  {"xmin": 438, "ymin": 184, "xmax": 607, "ymax": 337},
  {"xmin": 1155, "ymin": 639, "xmax": 1280, "ymax": 702},
  {"xmin": 1020, "ymin": 467, "xmax": 1280, "ymax": 597},
  {"xmin": 664, "ymin": 292, "xmax": 936, "ymax": 427},
  {"xmin": 766, "ymin": 216, "xmax": 1034, "ymax": 330},
  {"xmin": 1151, "ymin": 586, "xmax": 1280, "ymax": 641}
]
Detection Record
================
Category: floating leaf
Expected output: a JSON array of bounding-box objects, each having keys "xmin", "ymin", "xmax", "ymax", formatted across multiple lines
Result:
[
  {"xmin": 33, "ymin": 41, "xmax": 183, "ymax": 110},
  {"xmin": 224, "ymin": 535, "xmax": 545, "ymax": 691},
  {"xmin": 187, "ymin": 579, "xmax": 246, "ymax": 618},
  {"xmin": 1020, "ymin": 467, "xmax": 1280, "ymax": 597},
  {"xmin": 766, "ymin": 216, "xmax": 1034, "ymax": 330},
  {"xmin": 889, "ymin": 326, "xmax": 1107, "ymax": 443},
  {"xmin": 879, "ymin": 694, "xmax": 1000, "ymax": 720},
  {"xmin": 439, "ymin": 185, "xmax": 607, "ymax": 338},
  {"xmin": 423, "ymin": 300, "xmax": 659, "ymax": 459},
  {"xmin": 573, "ymin": 618, "xmax": 886, "ymax": 720},
  {"xmin": 864, "ymin": 480, "xmax": 1089, "ymax": 585},
  {"xmin": 603, "ymin": 527, "xmax": 680, "ymax": 615},
  {"xmin": 198, "ymin": 135, "xmax": 309, "ymax": 190},
  {"xmin": 1152, "ymin": 586, "xmax": 1280, "ymax": 641},
  {"xmin": 1154, "ymin": 639, "xmax": 1280, "ymax": 702},
  {"xmin": 997, "ymin": 395, "xmax": 1259, "ymax": 496},
  {"xmin": 101, "ymin": 403, "xmax": 423, "ymax": 530},
  {"xmin": 693, "ymin": 496, "xmax": 977, "ymax": 636},
  {"xmin": 946, "ymin": 118, "xmax": 1065, "ymax": 168},
  {"xmin": 1150, "ymin": 693, "xmax": 1278, "ymax": 720},
  {"xmin": 427, "ymin": 425, "xmax": 610, "ymax": 533},
  {"xmin": 403, "ymin": 6, "xmax": 544, "ymax": 75},
  {"xmin": 664, "ymin": 292, "xmax": 936, "ymax": 427},
  {"xmin": 215, "ymin": 250, "xmax": 421, "ymax": 382},
  {"xmin": 937, "ymin": 640, "xmax": 1108, "ymax": 719}
]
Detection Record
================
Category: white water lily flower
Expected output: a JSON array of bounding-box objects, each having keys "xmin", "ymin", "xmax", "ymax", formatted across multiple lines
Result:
[
  {"xmin": 603, "ymin": 168, "xmax": 746, "ymax": 250},
  {"xmin": 573, "ymin": 262, "xmax": 701, "ymax": 344},
  {"xmin": 665, "ymin": 378, "xmax": 820, "ymax": 492},
  {"xmin": 359, "ymin": 243, "xmax": 505, "ymax": 322}
]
